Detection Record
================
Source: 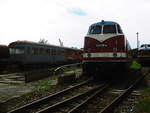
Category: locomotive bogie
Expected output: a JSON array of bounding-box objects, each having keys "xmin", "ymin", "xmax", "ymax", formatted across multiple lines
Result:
[{"xmin": 83, "ymin": 61, "xmax": 130, "ymax": 79}]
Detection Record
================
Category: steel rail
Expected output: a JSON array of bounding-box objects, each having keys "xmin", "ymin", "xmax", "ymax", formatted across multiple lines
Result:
[
  {"xmin": 99, "ymin": 74, "xmax": 146, "ymax": 113},
  {"xmin": 7, "ymin": 79, "xmax": 92, "ymax": 113},
  {"xmin": 68, "ymin": 84, "xmax": 109, "ymax": 113},
  {"xmin": 36, "ymin": 84, "xmax": 108, "ymax": 113}
]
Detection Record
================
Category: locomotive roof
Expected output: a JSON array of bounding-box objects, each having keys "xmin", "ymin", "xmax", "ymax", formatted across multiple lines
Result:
[
  {"xmin": 9, "ymin": 41, "xmax": 82, "ymax": 51},
  {"xmin": 90, "ymin": 21, "xmax": 119, "ymax": 27}
]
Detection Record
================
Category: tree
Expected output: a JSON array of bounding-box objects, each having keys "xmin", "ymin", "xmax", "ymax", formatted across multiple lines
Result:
[{"xmin": 38, "ymin": 38, "xmax": 48, "ymax": 44}]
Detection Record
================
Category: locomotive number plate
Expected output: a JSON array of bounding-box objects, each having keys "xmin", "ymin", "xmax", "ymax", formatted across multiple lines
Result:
[{"xmin": 96, "ymin": 44, "xmax": 108, "ymax": 47}]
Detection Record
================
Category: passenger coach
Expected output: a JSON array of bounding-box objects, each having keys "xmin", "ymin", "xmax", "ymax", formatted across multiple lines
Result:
[{"xmin": 8, "ymin": 41, "xmax": 82, "ymax": 68}]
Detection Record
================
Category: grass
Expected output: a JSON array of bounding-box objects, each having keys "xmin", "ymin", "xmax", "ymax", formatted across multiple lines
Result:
[
  {"xmin": 130, "ymin": 60, "xmax": 141, "ymax": 69},
  {"xmin": 134, "ymin": 71, "xmax": 150, "ymax": 113},
  {"xmin": 135, "ymin": 98, "xmax": 150, "ymax": 113},
  {"xmin": 63, "ymin": 65, "xmax": 81, "ymax": 72},
  {"xmin": 144, "ymin": 88, "xmax": 150, "ymax": 93},
  {"xmin": 35, "ymin": 80, "xmax": 53, "ymax": 86}
]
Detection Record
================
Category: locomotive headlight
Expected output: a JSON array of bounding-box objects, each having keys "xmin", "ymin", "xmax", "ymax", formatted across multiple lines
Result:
[
  {"xmin": 113, "ymin": 53, "xmax": 117, "ymax": 57},
  {"xmin": 87, "ymin": 53, "xmax": 91, "ymax": 57}
]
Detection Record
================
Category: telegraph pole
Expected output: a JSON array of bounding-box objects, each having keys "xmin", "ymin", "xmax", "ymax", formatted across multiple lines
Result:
[{"xmin": 136, "ymin": 32, "xmax": 139, "ymax": 50}]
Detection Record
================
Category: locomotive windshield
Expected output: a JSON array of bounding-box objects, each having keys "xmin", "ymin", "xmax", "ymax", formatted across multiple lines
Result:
[
  {"xmin": 103, "ymin": 25, "xmax": 116, "ymax": 34},
  {"xmin": 88, "ymin": 23, "xmax": 123, "ymax": 34},
  {"xmin": 117, "ymin": 24, "xmax": 123, "ymax": 33},
  {"xmin": 88, "ymin": 25, "xmax": 102, "ymax": 34},
  {"xmin": 140, "ymin": 44, "xmax": 150, "ymax": 48}
]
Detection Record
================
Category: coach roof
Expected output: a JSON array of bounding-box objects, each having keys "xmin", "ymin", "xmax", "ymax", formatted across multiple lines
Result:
[{"xmin": 9, "ymin": 41, "xmax": 82, "ymax": 51}]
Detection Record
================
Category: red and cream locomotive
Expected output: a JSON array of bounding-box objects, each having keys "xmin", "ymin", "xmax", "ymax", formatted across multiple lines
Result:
[
  {"xmin": 138, "ymin": 44, "xmax": 150, "ymax": 66},
  {"xmin": 83, "ymin": 20, "xmax": 131, "ymax": 77}
]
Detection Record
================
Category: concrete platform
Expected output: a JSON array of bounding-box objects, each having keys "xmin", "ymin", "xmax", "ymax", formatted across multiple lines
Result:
[
  {"xmin": 0, "ymin": 84, "xmax": 34, "ymax": 102},
  {"xmin": 0, "ymin": 73, "xmax": 32, "ymax": 103}
]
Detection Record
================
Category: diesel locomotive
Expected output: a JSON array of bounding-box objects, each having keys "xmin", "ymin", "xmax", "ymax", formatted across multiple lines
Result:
[
  {"xmin": 138, "ymin": 44, "xmax": 150, "ymax": 66},
  {"xmin": 83, "ymin": 20, "xmax": 131, "ymax": 77}
]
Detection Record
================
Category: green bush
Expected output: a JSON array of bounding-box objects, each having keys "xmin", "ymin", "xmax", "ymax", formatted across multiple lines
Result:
[
  {"xmin": 144, "ymin": 88, "xmax": 150, "ymax": 93},
  {"xmin": 130, "ymin": 60, "xmax": 141, "ymax": 69}
]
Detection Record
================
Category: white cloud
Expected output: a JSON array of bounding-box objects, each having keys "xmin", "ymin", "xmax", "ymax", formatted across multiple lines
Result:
[{"xmin": 0, "ymin": 0, "xmax": 149, "ymax": 48}]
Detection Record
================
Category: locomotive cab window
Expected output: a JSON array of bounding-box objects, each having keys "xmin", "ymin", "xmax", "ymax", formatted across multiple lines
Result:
[
  {"xmin": 103, "ymin": 25, "xmax": 116, "ymax": 34},
  {"xmin": 141, "ymin": 45, "xmax": 145, "ymax": 48},
  {"xmin": 147, "ymin": 45, "xmax": 150, "ymax": 48},
  {"xmin": 88, "ymin": 25, "xmax": 102, "ymax": 34},
  {"xmin": 140, "ymin": 44, "xmax": 150, "ymax": 48}
]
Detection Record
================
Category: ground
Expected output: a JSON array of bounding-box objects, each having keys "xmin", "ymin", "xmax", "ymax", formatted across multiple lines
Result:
[
  {"xmin": 0, "ymin": 67, "xmax": 82, "ymax": 112},
  {"xmin": 0, "ymin": 62, "xmax": 150, "ymax": 113}
]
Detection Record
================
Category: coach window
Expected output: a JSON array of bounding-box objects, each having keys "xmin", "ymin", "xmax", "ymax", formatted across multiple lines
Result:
[
  {"xmin": 9, "ymin": 48, "xmax": 16, "ymax": 55},
  {"xmin": 17, "ymin": 48, "xmax": 24, "ymax": 54},
  {"xmin": 50, "ymin": 48, "xmax": 52, "ymax": 55},
  {"xmin": 33, "ymin": 48, "xmax": 38, "ymax": 55},
  {"xmin": 27, "ymin": 47, "xmax": 31, "ymax": 54},
  {"xmin": 61, "ymin": 49, "xmax": 65, "ymax": 55},
  {"xmin": 10, "ymin": 47, "xmax": 25, "ymax": 54},
  {"xmin": 58, "ymin": 49, "xmax": 61, "ymax": 55},
  {"xmin": 55, "ymin": 49, "xmax": 58, "ymax": 55},
  {"xmin": 103, "ymin": 25, "xmax": 116, "ymax": 34},
  {"xmin": 40, "ymin": 48, "xmax": 44, "ymax": 54},
  {"xmin": 53, "ymin": 49, "xmax": 56, "ymax": 55},
  {"xmin": 52, "ymin": 49, "xmax": 54, "ymax": 55},
  {"xmin": 50, "ymin": 49, "xmax": 52, "ymax": 55},
  {"xmin": 88, "ymin": 25, "xmax": 102, "ymax": 34},
  {"xmin": 46, "ymin": 49, "xmax": 49, "ymax": 55},
  {"xmin": 30, "ymin": 48, "xmax": 34, "ymax": 54},
  {"xmin": 56, "ymin": 49, "xmax": 59, "ymax": 55}
]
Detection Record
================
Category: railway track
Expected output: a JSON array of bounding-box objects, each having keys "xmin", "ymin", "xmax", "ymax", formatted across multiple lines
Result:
[
  {"xmin": 7, "ymin": 79, "xmax": 107, "ymax": 113},
  {"xmin": 68, "ymin": 73, "xmax": 146, "ymax": 113},
  {"xmin": 7, "ymin": 69, "xmax": 146, "ymax": 113},
  {"xmin": 99, "ymin": 74, "xmax": 145, "ymax": 113}
]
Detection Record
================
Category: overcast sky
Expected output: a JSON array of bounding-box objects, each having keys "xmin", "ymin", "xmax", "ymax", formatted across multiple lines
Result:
[{"xmin": 0, "ymin": 0, "xmax": 149, "ymax": 48}]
